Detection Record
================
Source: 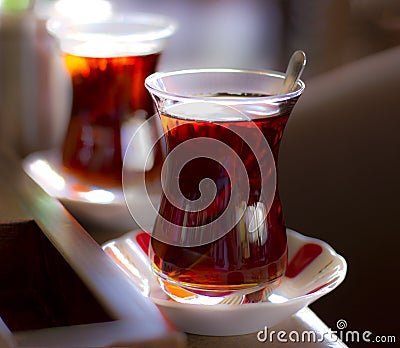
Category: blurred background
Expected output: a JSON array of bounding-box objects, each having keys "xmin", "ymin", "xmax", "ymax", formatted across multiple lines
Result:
[
  {"xmin": 2, "ymin": 0, "xmax": 400, "ymax": 155},
  {"xmin": 1, "ymin": 0, "xmax": 399, "ymax": 339},
  {"xmin": 114, "ymin": 0, "xmax": 400, "ymax": 76}
]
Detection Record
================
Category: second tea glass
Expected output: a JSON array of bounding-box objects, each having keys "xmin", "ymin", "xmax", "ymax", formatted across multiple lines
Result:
[{"xmin": 47, "ymin": 12, "xmax": 177, "ymax": 187}]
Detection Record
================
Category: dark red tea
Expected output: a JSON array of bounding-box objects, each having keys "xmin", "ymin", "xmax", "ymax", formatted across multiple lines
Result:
[
  {"xmin": 62, "ymin": 53, "xmax": 162, "ymax": 187},
  {"xmin": 150, "ymin": 99, "xmax": 293, "ymax": 297}
]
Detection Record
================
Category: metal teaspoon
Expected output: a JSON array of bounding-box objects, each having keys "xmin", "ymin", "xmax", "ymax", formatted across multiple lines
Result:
[{"xmin": 280, "ymin": 50, "xmax": 307, "ymax": 94}]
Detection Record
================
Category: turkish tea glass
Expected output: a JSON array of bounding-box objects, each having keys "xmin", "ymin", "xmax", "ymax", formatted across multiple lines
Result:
[
  {"xmin": 145, "ymin": 69, "xmax": 304, "ymax": 304},
  {"xmin": 47, "ymin": 13, "xmax": 176, "ymax": 187}
]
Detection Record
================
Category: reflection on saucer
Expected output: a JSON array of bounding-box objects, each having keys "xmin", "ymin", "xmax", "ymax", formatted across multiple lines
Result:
[{"xmin": 76, "ymin": 189, "xmax": 116, "ymax": 204}]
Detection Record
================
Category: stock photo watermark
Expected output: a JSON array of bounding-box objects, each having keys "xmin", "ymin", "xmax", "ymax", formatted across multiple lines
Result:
[
  {"xmin": 123, "ymin": 104, "xmax": 276, "ymax": 247},
  {"xmin": 257, "ymin": 319, "xmax": 396, "ymax": 344}
]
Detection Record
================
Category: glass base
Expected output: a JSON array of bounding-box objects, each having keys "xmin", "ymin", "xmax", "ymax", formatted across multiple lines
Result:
[{"xmin": 156, "ymin": 275, "xmax": 282, "ymax": 305}]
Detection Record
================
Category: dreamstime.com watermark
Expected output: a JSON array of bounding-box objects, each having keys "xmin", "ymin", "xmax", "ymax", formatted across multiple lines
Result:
[{"xmin": 256, "ymin": 319, "xmax": 397, "ymax": 344}]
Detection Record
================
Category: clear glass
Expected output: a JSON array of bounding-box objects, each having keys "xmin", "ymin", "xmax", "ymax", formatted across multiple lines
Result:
[
  {"xmin": 47, "ymin": 13, "xmax": 177, "ymax": 187},
  {"xmin": 145, "ymin": 69, "xmax": 304, "ymax": 304}
]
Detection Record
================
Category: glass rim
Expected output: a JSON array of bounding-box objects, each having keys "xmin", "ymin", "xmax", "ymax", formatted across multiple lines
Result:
[
  {"xmin": 145, "ymin": 68, "xmax": 305, "ymax": 105},
  {"xmin": 46, "ymin": 12, "xmax": 178, "ymax": 43}
]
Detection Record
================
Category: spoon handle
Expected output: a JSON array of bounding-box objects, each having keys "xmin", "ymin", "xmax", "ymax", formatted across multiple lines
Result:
[{"xmin": 280, "ymin": 50, "xmax": 306, "ymax": 94}]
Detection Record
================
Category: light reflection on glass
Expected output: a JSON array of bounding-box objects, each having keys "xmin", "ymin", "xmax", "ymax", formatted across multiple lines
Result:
[{"xmin": 54, "ymin": 0, "xmax": 112, "ymax": 22}]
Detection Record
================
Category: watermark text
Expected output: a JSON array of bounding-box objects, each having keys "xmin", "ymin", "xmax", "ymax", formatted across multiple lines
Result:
[{"xmin": 257, "ymin": 319, "xmax": 396, "ymax": 344}]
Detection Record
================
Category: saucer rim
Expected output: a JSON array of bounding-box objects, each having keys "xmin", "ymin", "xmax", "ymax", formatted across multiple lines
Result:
[
  {"xmin": 104, "ymin": 228, "xmax": 347, "ymax": 310},
  {"xmin": 22, "ymin": 149, "xmax": 126, "ymax": 205}
]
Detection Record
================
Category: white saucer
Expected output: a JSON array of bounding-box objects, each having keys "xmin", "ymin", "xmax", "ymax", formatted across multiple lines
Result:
[
  {"xmin": 102, "ymin": 229, "xmax": 347, "ymax": 336},
  {"xmin": 22, "ymin": 150, "xmax": 161, "ymax": 231}
]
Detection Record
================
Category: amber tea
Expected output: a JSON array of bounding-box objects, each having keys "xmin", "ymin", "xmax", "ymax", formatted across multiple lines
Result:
[
  {"xmin": 150, "ymin": 104, "xmax": 290, "ymax": 298},
  {"xmin": 62, "ymin": 53, "xmax": 162, "ymax": 186}
]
